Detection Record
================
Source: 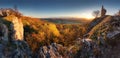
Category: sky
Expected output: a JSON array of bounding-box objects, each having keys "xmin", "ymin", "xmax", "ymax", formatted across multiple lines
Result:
[{"xmin": 0, "ymin": 0, "xmax": 120, "ymax": 18}]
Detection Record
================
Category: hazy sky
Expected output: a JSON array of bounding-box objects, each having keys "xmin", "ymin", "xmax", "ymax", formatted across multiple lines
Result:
[{"xmin": 0, "ymin": 0, "xmax": 120, "ymax": 18}]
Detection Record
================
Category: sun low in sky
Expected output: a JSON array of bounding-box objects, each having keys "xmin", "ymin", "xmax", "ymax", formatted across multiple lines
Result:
[
  {"xmin": 0, "ymin": 0, "xmax": 120, "ymax": 19},
  {"xmin": 79, "ymin": 13, "xmax": 95, "ymax": 19}
]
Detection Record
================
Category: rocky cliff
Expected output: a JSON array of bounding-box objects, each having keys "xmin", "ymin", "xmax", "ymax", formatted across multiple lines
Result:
[{"xmin": 0, "ymin": 14, "xmax": 31, "ymax": 58}]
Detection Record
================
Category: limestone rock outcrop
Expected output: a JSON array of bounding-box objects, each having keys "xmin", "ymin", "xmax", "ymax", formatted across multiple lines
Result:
[
  {"xmin": 0, "ymin": 14, "xmax": 31, "ymax": 58},
  {"xmin": 0, "ymin": 22, "xmax": 32, "ymax": 58},
  {"xmin": 10, "ymin": 17, "xmax": 24, "ymax": 40},
  {"xmin": 0, "ymin": 8, "xmax": 22, "ymax": 17},
  {"xmin": 36, "ymin": 43, "xmax": 64, "ymax": 58}
]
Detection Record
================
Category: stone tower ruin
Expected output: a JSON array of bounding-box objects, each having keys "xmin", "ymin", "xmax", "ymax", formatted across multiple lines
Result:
[{"xmin": 101, "ymin": 5, "xmax": 107, "ymax": 17}]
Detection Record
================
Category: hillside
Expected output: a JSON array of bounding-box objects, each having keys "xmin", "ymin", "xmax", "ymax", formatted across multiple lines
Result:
[
  {"xmin": 41, "ymin": 18, "xmax": 90, "ymax": 24},
  {"xmin": 75, "ymin": 15, "xmax": 120, "ymax": 58},
  {"xmin": 0, "ymin": 8, "xmax": 87, "ymax": 58},
  {"xmin": 89, "ymin": 16, "xmax": 120, "ymax": 58},
  {"xmin": 0, "ymin": 8, "xmax": 120, "ymax": 58}
]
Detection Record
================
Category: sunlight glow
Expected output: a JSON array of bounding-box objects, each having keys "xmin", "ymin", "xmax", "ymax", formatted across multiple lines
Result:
[{"xmin": 79, "ymin": 13, "xmax": 95, "ymax": 19}]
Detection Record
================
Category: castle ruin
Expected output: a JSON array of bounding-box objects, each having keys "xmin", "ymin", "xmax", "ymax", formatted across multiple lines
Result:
[{"xmin": 101, "ymin": 5, "xmax": 107, "ymax": 17}]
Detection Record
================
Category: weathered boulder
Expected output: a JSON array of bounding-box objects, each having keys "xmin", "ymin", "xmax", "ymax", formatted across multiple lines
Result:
[
  {"xmin": 0, "ymin": 8, "xmax": 22, "ymax": 17},
  {"xmin": 11, "ymin": 41, "xmax": 32, "ymax": 58},
  {"xmin": 0, "ymin": 23, "xmax": 8, "ymax": 41},
  {"xmin": 0, "ymin": 8, "xmax": 10, "ymax": 17},
  {"xmin": 0, "ymin": 40, "xmax": 32, "ymax": 58},
  {"xmin": 37, "ymin": 43, "xmax": 63, "ymax": 58}
]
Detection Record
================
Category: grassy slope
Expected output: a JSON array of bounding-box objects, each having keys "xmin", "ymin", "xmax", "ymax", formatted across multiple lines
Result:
[{"xmin": 88, "ymin": 16, "xmax": 112, "ymax": 39}]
